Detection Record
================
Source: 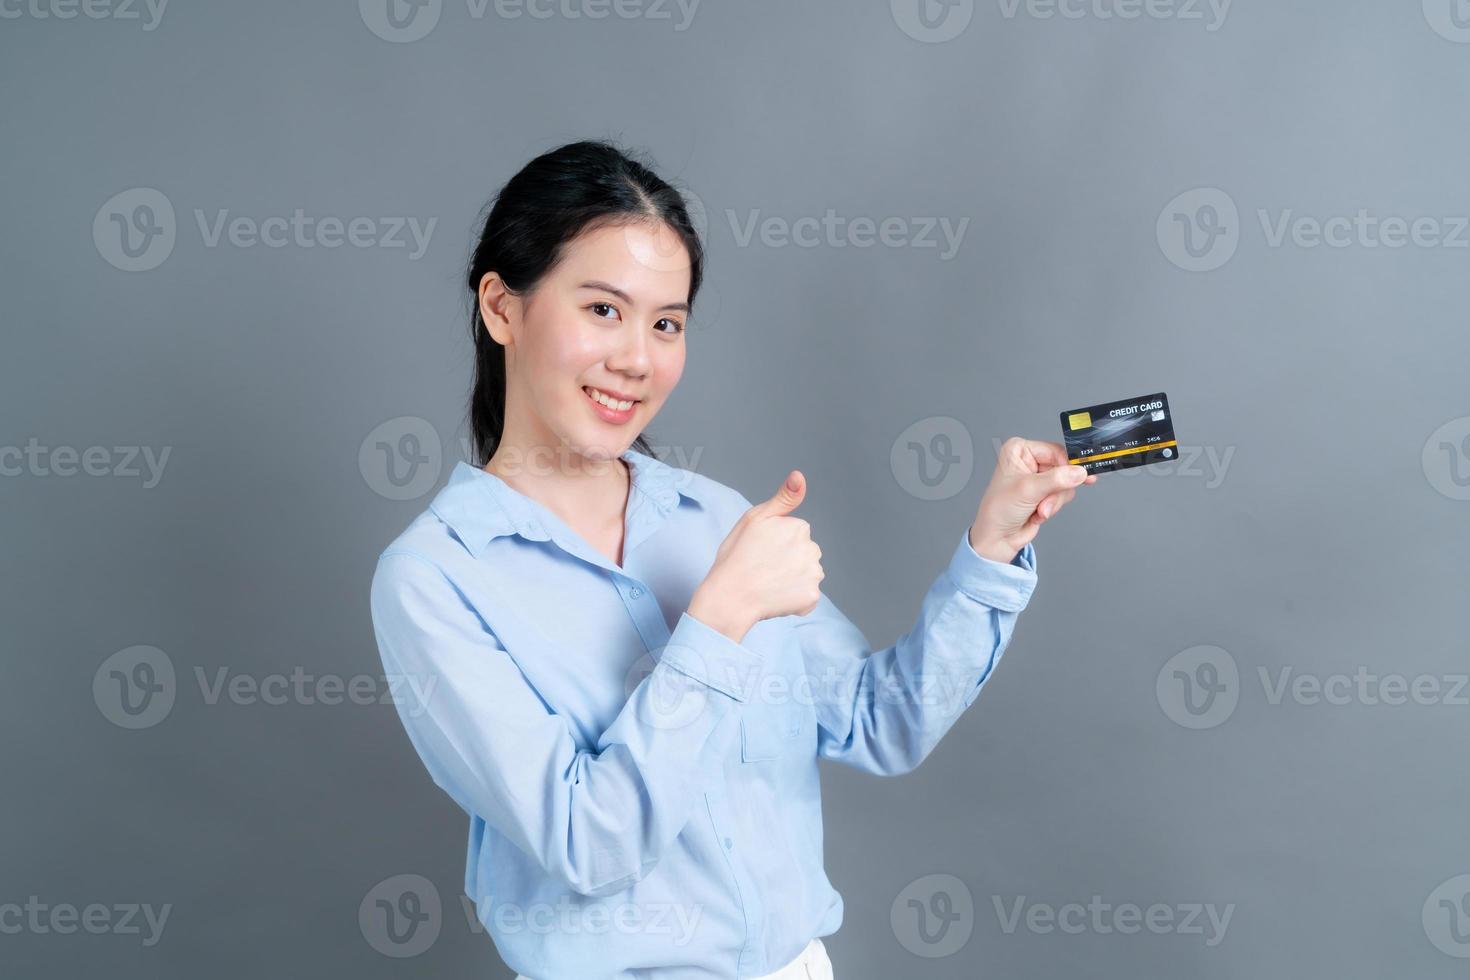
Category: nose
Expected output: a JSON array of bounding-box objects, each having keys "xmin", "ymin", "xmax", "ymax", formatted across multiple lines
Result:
[{"xmin": 605, "ymin": 321, "xmax": 651, "ymax": 379}]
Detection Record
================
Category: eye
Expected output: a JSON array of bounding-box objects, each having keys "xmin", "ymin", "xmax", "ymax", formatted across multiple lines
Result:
[
  {"xmin": 655, "ymin": 317, "xmax": 684, "ymax": 335},
  {"xmin": 589, "ymin": 302, "xmax": 619, "ymax": 320}
]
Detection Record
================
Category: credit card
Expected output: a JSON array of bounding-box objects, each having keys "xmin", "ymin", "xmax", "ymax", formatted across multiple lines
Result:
[{"xmin": 1060, "ymin": 392, "xmax": 1178, "ymax": 474}]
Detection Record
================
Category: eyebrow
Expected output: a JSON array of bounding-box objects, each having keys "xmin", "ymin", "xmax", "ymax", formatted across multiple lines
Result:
[{"xmin": 577, "ymin": 281, "xmax": 690, "ymax": 314}]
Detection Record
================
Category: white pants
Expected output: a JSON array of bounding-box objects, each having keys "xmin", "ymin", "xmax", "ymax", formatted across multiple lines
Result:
[
  {"xmin": 750, "ymin": 937, "xmax": 833, "ymax": 980},
  {"xmin": 513, "ymin": 936, "xmax": 834, "ymax": 980}
]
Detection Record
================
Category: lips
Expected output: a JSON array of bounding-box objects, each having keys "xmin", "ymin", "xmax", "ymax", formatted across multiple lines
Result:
[
  {"xmin": 582, "ymin": 385, "xmax": 639, "ymax": 423},
  {"xmin": 582, "ymin": 386, "xmax": 642, "ymax": 408}
]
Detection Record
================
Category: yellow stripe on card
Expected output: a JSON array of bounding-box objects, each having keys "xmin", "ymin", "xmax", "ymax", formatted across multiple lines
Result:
[{"xmin": 1069, "ymin": 440, "xmax": 1178, "ymax": 465}]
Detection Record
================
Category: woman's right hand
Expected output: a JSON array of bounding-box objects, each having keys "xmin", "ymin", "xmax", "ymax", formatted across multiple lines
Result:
[{"xmin": 688, "ymin": 470, "xmax": 825, "ymax": 643}]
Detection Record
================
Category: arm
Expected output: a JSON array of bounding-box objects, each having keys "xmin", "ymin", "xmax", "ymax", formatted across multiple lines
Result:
[
  {"xmin": 369, "ymin": 550, "xmax": 764, "ymax": 898},
  {"xmin": 795, "ymin": 526, "xmax": 1038, "ymax": 776}
]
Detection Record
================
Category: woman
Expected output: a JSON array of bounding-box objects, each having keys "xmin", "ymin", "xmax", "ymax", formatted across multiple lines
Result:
[{"xmin": 369, "ymin": 140, "xmax": 1093, "ymax": 979}]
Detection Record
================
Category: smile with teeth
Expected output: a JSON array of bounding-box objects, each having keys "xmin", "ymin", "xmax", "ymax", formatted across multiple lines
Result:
[{"xmin": 583, "ymin": 386, "xmax": 639, "ymax": 412}]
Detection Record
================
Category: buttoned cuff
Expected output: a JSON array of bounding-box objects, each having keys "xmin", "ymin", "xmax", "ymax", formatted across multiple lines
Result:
[
  {"xmin": 659, "ymin": 612, "xmax": 766, "ymax": 703},
  {"xmin": 946, "ymin": 527, "xmax": 1038, "ymax": 613}
]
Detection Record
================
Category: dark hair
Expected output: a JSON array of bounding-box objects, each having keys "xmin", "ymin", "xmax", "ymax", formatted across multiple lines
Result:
[{"xmin": 464, "ymin": 140, "xmax": 705, "ymax": 467}]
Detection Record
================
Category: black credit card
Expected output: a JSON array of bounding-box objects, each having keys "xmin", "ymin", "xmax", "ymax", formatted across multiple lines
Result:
[{"xmin": 1060, "ymin": 392, "xmax": 1179, "ymax": 474}]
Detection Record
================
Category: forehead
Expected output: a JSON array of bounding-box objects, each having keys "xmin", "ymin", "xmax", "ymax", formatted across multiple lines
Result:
[{"xmin": 552, "ymin": 220, "xmax": 692, "ymax": 302}]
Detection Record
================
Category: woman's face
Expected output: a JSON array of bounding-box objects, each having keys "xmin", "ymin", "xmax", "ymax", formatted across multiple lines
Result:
[{"xmin": 481, "ymin": 219, "xmax": 691, "ymax": 470}]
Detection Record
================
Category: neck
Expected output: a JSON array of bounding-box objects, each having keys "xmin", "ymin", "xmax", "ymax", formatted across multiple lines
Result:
[{"xmin": 484, "ymin": 438, "xmax": 631, "ymax": 529}]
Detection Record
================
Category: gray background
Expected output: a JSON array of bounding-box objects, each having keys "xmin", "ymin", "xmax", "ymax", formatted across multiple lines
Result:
[{"xmin": 3, "ymin": 0, "xmax": 1468, "ymax": 976}]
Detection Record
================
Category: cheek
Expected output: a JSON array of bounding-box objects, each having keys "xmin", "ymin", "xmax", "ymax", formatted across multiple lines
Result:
[
  {"xmin": 530, "ymin": 321, "xmax": 603, "ymax": 385},
  {"xmin": 654, "ymin": 347, "xmax": 686, "ymax": 395}
]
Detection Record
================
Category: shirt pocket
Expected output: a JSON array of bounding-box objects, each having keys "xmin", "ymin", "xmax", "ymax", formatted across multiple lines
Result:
[{"xmin": 740, "ymin": 700, "xmax": 805, "ymax": 762}]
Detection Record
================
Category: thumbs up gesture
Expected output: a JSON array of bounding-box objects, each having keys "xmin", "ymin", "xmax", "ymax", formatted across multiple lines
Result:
[
  {"xmin": 968, "ymin": 438, "xmax": 1096, "ymax": 565},
  {"xmin": 688, "ymin": 470, "xmax": 826, "ymax": 643}
]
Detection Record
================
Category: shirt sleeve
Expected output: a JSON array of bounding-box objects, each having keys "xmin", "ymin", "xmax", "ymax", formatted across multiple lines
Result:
[
  {"xmin": 793, "ymin": 526, "xmax": 1038, "ymax": 776},
  {"xmin": 369, "ymin": 550, "xmax": 766, "ymax": 898}
]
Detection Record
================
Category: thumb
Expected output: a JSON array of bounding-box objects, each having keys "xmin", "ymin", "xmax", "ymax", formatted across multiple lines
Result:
[
  {"xmin": 1023, "ymin": 464, "xmax": 1087, "ymax": 503},
  {"xmin": 754, "ymin": 469, "xmax": 806, "ymax": 517}
]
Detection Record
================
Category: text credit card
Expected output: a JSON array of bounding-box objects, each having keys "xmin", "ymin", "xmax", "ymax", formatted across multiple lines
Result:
[{"xmin": 1060, "ymin": 392, "xmax": 1178, "ymax": 474}]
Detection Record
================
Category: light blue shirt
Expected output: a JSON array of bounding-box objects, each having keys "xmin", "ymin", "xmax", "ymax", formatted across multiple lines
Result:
[{"xmin": 369, "ymin": 448, "xmax": 1037, "ymax": 979}]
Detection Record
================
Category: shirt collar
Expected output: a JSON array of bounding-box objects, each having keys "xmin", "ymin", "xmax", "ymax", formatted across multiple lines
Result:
[{"xmin": 429, "ymin": 447, "xmax": 709, "ymax": 559}]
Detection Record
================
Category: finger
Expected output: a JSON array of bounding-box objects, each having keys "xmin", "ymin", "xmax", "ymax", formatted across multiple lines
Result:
[
  {"xmin": 1084, "ymin": 474, "xmax": 1098, "ymax": 485},
  {"xmin": 750, "ymin": 470, "xmax": 806, "ymax": 518},
  {"xmin": 1040, "ymin": 487, "xmax": 1076, "ymax": 520},
  {"xmin": 1038, "ymin": 487, "xmax": 1076, "ymax": 520},
  {"xmin": 1021, "ymin": 440, "xmax": 1072, "ymax": 469},
  {"xmin": 1025, "ymin": 462, "xmax": 1087, "ymax": 502}
]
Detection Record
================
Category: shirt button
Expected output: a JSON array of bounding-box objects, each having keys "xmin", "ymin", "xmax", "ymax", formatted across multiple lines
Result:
[
  {"xmin": 724, "ymin": 837, "xmax": 733, "ymax": 850},
  {"xmin": 630, "ymin": 587, "xmax": 643, "ymax": 598}
]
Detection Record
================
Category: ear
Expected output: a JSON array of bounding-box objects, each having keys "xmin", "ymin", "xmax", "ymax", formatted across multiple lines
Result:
[{"xmin": 477, "ymin": 271, "xmax": 519, "ymax": 347}]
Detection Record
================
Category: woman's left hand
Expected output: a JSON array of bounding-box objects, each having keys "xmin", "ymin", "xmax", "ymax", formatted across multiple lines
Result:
[{"xmin": 968, "ymin": 437, "xmax": 1097, "ymax": 564}]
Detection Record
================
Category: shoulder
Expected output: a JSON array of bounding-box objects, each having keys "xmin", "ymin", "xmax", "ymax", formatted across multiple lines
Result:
[{"xmin": 370, "ymin": 514, "xmax": 459, "ymax": 610}]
